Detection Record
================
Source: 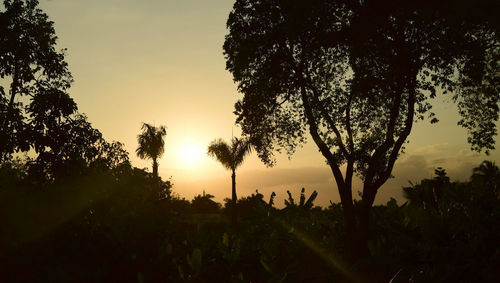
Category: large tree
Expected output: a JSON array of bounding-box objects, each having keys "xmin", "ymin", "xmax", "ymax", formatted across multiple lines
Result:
[
  {"xmin": 136, "ymin": 123, "xmax": 167, "ymax": 181},
  {"xmin": 207, "ymin": 137, "xmax": 252, "ymax": 225},
  {"xmin": 224, "ymin": 0, "xmax": 500, "ymax": 259},
  {"xmin": 0, "ymin": 0, "xmax": 74, "ymax": 162},
  {"xmin": 28, "ymin": 113, "xmax": 130, "ymax": 181},
  {"xmin": 0, "ymin": 0, "xmax": 129, "ymax": 182}
]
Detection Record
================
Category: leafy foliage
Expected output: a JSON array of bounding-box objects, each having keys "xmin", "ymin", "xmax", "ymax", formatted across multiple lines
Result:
[
  {"xmin": 191, "ymin": 191, "xmax": 221, "ymax": 214},
  {"xmin": 207, "ymin": 137, "xmax": 252, "ymax": 171},
  {"xmin": 27, "ymin": 113, "xmax": 130, "ymax": 182},
  {"xmin": 0, "ymin": 0, "xmax": 74, "ymax": 161},
  {"xmin": 223, "ymin": 0, "xmax": 500, "ymax": 259},
  {"xmin": 1, "ymin": 1, "xmax": 499, "ymax": 282},
  {"xmin": 284, "ymin": 188, "xmax": 318, "ymax": 210},
  {"xmin": 1, "ymin": 160, "xmax": 499, "ymax": 282},
  {"xmin": 136, "ymin": 123, "xmax": 167, "ymax": 180},
  {"xmin": 225, "ymin": 0, "xmax": 500, "ymax": 171}
]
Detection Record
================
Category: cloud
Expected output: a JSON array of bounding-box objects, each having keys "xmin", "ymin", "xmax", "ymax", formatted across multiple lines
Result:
[
  {"xmin": 412, "ymin": 143, "xmax": 449, "ymax": 155},
  {"xmin": 238, "ymin": 167, "xmax": 333, "ymax": 188},
  {"xmin": 376, "ymin": 145, "xmax": 489, "ymax": 204},
  {"xmin": 171, "ymin": 144, "xmax": 493, "ymax": 207}
]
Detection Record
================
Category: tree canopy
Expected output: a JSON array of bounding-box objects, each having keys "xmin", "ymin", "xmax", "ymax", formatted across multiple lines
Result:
[
  {"xmin": 136, "ymin": 123, "xmax": 167, "ymax": 180},
  {"xmin": 207, "ymin": 137, "xmax": 252, "ymax": 172},
  {"xmin": 225, "ymin": 0, "xmax": 499, "ymax": 197},
  {"xmin": 0, "ymin": 0, "xmax": 129, "ymax": 181},
  {"xmin": 225, "ymin": 0, "xmax": 499, "ymax": 176},
  {"xmin": 28, "ymin": 113, "xmax": 130, "ymax": 181},
  {"xmin": 0, "ymin": 0, "xmax": 74, "ymax": 161},
  {"xmin": 224, "ymin": 0, "xmax": 500, "ymax": 258}
]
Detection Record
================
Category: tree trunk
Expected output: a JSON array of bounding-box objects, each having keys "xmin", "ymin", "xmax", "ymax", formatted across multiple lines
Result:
[
  {"xmin": 231, "ymin": 169, "xmax": 237, "ymax": 227},
  {"xmin": 152, "ymin": 158, "xmax": 158, "ymax": 180},
  {"xmin": 152, "ymin": 158, "xmax": 159, "ymax": 199},
  {"xmin": 337, "ymin": 182, "xmax": 366, "ymax": 262},
  {"xmin": 354, "ymin": 199, "xmax": 372, "ymax": 261},
  {"xmin": 353, "ymin": 183, "xmax": 388, "ymax": 281}
]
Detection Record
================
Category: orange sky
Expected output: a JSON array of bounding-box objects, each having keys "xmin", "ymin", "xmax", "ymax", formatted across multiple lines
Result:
[{"xmin": 39, "ymin": 0, "xmax": 500, "ymax": 206}]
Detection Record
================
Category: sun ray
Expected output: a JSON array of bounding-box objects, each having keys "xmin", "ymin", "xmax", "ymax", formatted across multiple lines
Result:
[{"xmin": 176, "ymin": 138, "xmax": 205, "ymax": 168}]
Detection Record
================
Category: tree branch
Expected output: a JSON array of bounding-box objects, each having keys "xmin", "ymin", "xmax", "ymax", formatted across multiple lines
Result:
[
  {"xmin": 344, "ymin": 90, "xmax": 355, "ymax": 192},
  {"xmin": 345, "ymin": 90, "xmax": 355, "ymax": 154},
  {"xmin": 364, "ymin": 82, "xmax": 404, "ymax": 185},
  {"xmin": 300, "ymin": 85, "xmax": 346, "ymax": 188},
  {"xmin": 301, "ymin": 69, "xmax": 352, "ymax": 159},
  {"xmin": 364, "ymin": 28, "xmax": 409, "ymax": 185},
  {"xmin": 374, "ymin": 77, "xmax": 417, "ymax": 188},
  {"xmin": 284, "ymin": 41, "xmax": 351, "ymax": 159}
]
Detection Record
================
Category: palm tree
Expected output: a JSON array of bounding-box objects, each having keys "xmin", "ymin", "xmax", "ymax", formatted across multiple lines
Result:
[
  {"xmin": 136, "ymin": 123, "xmax": 167, "ymax": 181},
  {"xmin": 472, "ymin": 161, "xmax": 500, "ymax": 183},
  {"xmin": 207, "ymin": 137, "xmax": 252, "ymax": 225},
  {"xmin": 472, "ymin": 160, "xmax": 500, "ymax": 197}
]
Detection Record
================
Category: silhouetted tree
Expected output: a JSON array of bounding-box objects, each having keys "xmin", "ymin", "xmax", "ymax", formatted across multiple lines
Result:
[
  {"xmin": 0, "ymin": 155, "xmax": 26, "ymax": 188},
  {"xmin": 0, "ymin": 0, "xmax": 127, "ymax": 182},
  {"xmin": 27, "ymin": 113, "xmax": 129, "ymax": 181},
  {"xmin": 207, "ymin": 137, "xmax": 252, "ymax": 225},
  {"xmin": 136, "ymin": 123, "xmax": 167, "ymax": 181},
  {"xmin": 284, "ymin": 188, "xmax": 318, "ymax": 210},
  {"xmin": 0, "ymin": 0, "xmax": 74, "ymax": 161},
  {"xmin": 471, "ymin": 160, "xmax": 500, "ymax": 201},
  {"xmin": 224, "ymin": 0, "xmax": 500, "ymax": 260},
  {"xmin": 228, "ymin": 190, "xmax": 269, "ymax": 220},
  {"xmin": 403, "ymin": 168, "xmax": 450, "ymax": 212},
  {"xmin": 398, "ymin": 162, "xmax": 500, "ymax": 281},
  {"xmin": 472, "ymin": 161, "xmax": 500, "ymax": 186},
  {"xmin": 191, "ymin": 191, "xmax": 221, "ymax": 214}
]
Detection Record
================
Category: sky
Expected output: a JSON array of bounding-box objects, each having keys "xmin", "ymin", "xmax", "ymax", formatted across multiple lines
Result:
[{"xmin": 37, "ymin": 0, "xmax": 500, "ymax": 207}]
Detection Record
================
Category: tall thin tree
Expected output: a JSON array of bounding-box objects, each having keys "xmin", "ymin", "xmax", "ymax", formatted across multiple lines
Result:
[
  {"xmin": 136, "ymin": 123, "xmax": 167, "ymax": 181},
  {"xmin": 207, "ymin": 137, "xmax": 252, "ymax": 225}
]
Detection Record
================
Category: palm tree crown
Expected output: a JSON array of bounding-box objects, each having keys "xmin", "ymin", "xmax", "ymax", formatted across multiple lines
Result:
[
  {"xmin": 207, "ymin": 137, "xmax": 252, "ymax": 171},
  {"xmin": 472, "ymin": 161, "xmax": 500, "ymax": 183},
  {"xmin": 136, "ymin": 123, "xmax": 167, "ymax": 179}
]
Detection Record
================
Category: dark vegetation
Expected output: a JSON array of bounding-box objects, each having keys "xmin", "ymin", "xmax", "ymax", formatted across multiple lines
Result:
[
  {"xmin": 1, "ymin": 0, "xmax": 500, "ymax": 282},
  {"xmin": 224, "ymin": 0, "xmax": 500, "ymax": 262},
  {"xmin": 1, "ymin": 161, "xmax": 500, "ymax": 282}
]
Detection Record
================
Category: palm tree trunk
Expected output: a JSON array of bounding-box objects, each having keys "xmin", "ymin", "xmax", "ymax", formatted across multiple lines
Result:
[
  {"xmin": 152, "ymin": 158, "xmax": 158, "ymax": 180},
  {"xmin": 231, "ymin": 169, "xmax": 237, "ymax": 227},
  {"xmin": 152, "ymin": 158, "xmax": 159, "ymax": 199}
]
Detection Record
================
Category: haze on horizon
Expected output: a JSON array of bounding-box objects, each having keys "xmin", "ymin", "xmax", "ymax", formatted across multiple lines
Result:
[{"xmin": 39, "ymin": 0, "xmax": 500, "ymax": 206}]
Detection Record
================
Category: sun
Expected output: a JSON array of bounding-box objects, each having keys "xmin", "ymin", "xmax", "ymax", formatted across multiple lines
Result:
[{"xmin": 177, "ymin": 139, "xmax": 205, "ymax": 168}]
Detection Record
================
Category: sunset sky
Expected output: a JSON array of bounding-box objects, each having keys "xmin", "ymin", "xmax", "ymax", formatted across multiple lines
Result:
[{"xmin": 39, "ymin": 0, "xmax": 500, "ymax": 206}]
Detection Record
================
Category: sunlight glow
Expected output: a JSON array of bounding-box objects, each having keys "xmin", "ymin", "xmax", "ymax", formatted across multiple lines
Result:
[{"xmin": 177, "ymin": 139, "xmax": 205, "ymax": 168}]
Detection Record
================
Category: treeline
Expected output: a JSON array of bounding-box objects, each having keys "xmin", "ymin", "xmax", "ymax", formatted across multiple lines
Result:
[
  {"xmin": 0, "ymin": 160, "xmax": 499, "ymax": 282},
  {"xmin": 1, "ymin": 1, "xmax": 500, "ymax": 282}
]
